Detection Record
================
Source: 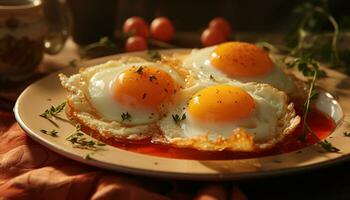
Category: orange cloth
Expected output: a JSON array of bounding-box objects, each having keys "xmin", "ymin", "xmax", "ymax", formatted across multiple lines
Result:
[{"xmin": 0, "ymin": 110, "xmax": 247, "ymax": 200}]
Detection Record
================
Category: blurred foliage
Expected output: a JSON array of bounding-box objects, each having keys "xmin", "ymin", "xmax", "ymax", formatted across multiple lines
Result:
[{"xmin": 284, "ymin": 0, "xmax": 350, "ymax": 74}]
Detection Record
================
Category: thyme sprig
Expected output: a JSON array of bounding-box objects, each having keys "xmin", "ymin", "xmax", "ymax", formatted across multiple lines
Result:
[
  {"xmin": 287, "ymin": 56, "xmax": 320, "ymax": 140},
  {"xmin": 287, "ymin": 1, "xmax": 340, "ymax": 65},
  {"xmin": 302, "ymin": 69, "xmax": 318, "ymax": 141},
  {"xmin": 66, "ymin": 125, "xmax": 105, "ymax": 150},
  {"xmin": 286, "ymin": 54, "xmax": 339, "ymax": 152},
  {"xmin": 40, "ymin": 102, "xmax": 66, "ymax": 119},
  {"xmin": 121, "ymin": 112, "xmax": 131, "ymax": 122},
  {"xmin": 40, "ymin": 129, "xmax": 58, "ymax": 137},
  {"xmin": 286, "ymin": 54, "xmax": 326, "ymax": 78}
]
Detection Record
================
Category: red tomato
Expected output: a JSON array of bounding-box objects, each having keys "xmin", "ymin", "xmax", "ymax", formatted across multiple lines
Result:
[
  {"xmin": 150, "ymin": 17, "xmax": 175, "ymax": 42},
  {"xmin": 201, "ymin": 28, "xmax": 226, "ymax": 47},
  {"xmin": 125, "ymin": 36, "xmax": 148, "ymax": 52},
  {"xmin": 209, "ymin": 17, "xmax": 232, "ymax": 38},
  {"xmin": 123, "ymin": 16, "xmax": 149, "ymax": 38}
]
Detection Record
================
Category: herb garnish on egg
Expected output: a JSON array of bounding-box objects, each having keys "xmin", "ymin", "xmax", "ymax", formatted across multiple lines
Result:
[
  {"xmin": 136, "ymin": 66, "xmax": 144, "ymax": 74},
  {"xmin": 172, "ymin": 113, "xmax": 186, "ymax": 124},
  {"xmin": 121, "ymin": 112, "xmax": 132, "ymax": 122},
  {"xmin": 209, "ymin": 74, "xmax": 216, "ymax": 81},
  {"xmin": 149, "ymin": 75, "xmax": 157, "ymax": 82}
]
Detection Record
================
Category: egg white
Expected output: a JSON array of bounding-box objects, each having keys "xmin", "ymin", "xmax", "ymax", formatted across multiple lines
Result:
[
  {"xmin": 158, "ymin": 79, "xmax": 300, "ymax": 151},
  {"xmin": 183, "ymin": 46, "xmax": 297, "ymax": 94},
  {"xmin": 88, "ymin": 62, "xmax": 184, "ymax": 125},
  {"xmin": 59, "ymin": 57, "xmax": 186, "ymax": 140}
]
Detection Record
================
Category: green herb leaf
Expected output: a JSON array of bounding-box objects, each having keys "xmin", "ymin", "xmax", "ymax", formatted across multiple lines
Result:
[
  {"xmin": 209, "ymin": 75, "xmax": 216, "ymax": 81},
  {"xmin": 121, "ymin": 112, "xmax": 131, "ymax": 122},
  {"xmin": 318, "ymin": 140, "xmax": 340, "ymax": 152},
  {"xmin": 286, "ymin": 1, "xmax": 340, "ymax": 66},
  {"xmin": 85, "ymin": 152, "xmax": 94, "ymax": 160},
  {"xmin": 68, "ymin": 59, "xmax": 79, "ymax": 68},
  {"xmin": 40, "ymin": 102, "xmax": 66, "ymax": 119},
  {"xmin": 149, "ymin": 75, "xmax": 157, "ymax": 82},
  {"xmin": 344, "ymin": 132, "xmax": 350, "ymax": 137},
  {"xmin": 66, "ymin": 124, "xmax": 106, "ymax": 151},
  {"xmin": 136, "ymin": 67, "xmax": 144, "ymax": 75},
  {"xmin": 147, "ymin": 50, "xmax": 161, "ymax": 61},
  {"xmin": 310, "ymin": 89, "xmax": 319, "ymax": 100},
  {"xmin": 286, "ymin": 55, "xmax": 326, "ymax": 78},
  {"xmin": 84, "ymin": 37, "xmax": 116, "ymax": 50},
  {"xmin": 40, "ymin": 129, "xmax": 58, "ymax": 137},
  {"xmin": 172, "ymin": 113, "xmax": 186, "ymax": 124}
]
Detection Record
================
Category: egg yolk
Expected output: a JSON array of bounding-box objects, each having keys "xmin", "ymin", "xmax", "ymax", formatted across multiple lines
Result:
[
  {"xmin": 210, "ymin": 42, "xmax": 273, "ymax": 77},
  {"xmin": 114, "ymin": 66, "xmax": 177, "ymax": 110},
  {"xmin": 187, "ymin": 85, "xmax": 255, "ymax": 123}
]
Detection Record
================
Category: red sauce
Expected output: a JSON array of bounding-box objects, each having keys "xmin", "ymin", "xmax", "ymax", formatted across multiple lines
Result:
[{"xmin": 83, "ymin": 99, "xmax": 336, "ymax": 160}]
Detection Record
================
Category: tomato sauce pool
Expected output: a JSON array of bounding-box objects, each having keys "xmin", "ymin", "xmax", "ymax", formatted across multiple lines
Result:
[{"xmin": 86, "ymin": 99, "xmax": 336, "ymax": 160}]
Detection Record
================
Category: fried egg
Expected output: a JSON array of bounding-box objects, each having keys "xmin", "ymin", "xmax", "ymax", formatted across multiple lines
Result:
[
  {"xmin": 59, "ymin": 57, "xmax": 187, "ymax": 140},
  {"xmin": 88, "ymin": 64, "xmax": 182, "ymax": 125},
  {"xmin": 158, "ymin": 79, "xmax": 300, "ymax": 151},
  {"xmin": 60, "ymin": 54, "xmax": 300, "ymax": 152},
  {"xmin": 183, "ymin": 41, "xmax": 298, "ymax": 95}
]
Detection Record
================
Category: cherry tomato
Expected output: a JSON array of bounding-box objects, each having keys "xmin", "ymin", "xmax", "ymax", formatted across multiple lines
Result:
[
  {"xmin": 123, "ymin": 16, "xmax": 149, "ymax": 38},
  {"xmin": 150, "ymin": 17, "xmax": 175, "ymax": 42},
  {"xmin": 125, "ymin": 36, "xmax": 148, "ymax": 52},
  {"xmin": 209, "ymin": 17, "xmax": 232, "ymax": 38},
  {"xmin": 201, "ymin": 28, "xmax": 226, "ymax": 47}
]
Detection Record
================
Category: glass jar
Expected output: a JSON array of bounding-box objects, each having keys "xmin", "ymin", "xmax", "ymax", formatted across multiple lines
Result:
[{"xmin": 0, "ymin": 0, "xmax": 68, "ymax": 81}]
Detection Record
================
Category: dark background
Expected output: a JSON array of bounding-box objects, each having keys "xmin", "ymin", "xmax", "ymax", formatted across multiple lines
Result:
[
  {"xmin": 116, "ymin": 0, "xmax": 302, "ymax": 31},
  {"xmin": 115, "ymin": 0, "xmax": 350, "ymax": 31},
  {"xmin": 67, "ymin": 0, "xmax": 350, "ymax": 44}
]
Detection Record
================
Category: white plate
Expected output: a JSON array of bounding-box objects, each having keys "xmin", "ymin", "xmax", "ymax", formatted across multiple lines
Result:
[{"xmin": 14, "ymin": 50, "xmax": 350, "ymax": 180}]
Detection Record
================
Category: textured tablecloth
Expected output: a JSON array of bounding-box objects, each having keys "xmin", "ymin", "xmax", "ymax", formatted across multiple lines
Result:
[{"xmin": 0, "ymin": 122, "xmax": 244, "ymax": 200}]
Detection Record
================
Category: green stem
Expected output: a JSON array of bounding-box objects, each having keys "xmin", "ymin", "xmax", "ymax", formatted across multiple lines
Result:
[
  {"xmin": 327, "ymin": 14, "xmax": 340, "ymax": 64},
  {"xmin": 291, "ymin": 13, "xmax": 311, "ymax": 56},
  {"xmin": 314, "ymin": 6, "xmax": 340, "ymax": 65},
  {"xmin": 301, "ymin": 69, "xmax": 318, "ymax": 139},
  {"xmin": 148, "ymin": 38, "xmax": 178, "ymax": 49}
]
